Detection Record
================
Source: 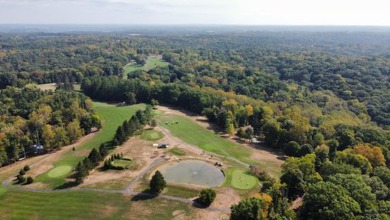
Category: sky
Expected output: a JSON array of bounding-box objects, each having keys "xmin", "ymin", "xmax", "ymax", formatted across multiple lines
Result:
[{"xmin": 0, "ymin": 0, "xmax": 389, "ymax": 26}]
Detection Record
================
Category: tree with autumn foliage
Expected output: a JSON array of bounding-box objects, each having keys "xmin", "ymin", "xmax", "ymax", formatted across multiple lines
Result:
[{"xmin": 353, "ymin": 144, "xmax": 386, "ymax": 167}]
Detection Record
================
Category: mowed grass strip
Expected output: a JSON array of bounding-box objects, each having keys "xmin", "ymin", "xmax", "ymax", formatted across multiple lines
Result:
[
  {"xmin": 140, "ymin": 129, "xmax": 164, "ymax": 141},
  {"xmin": 0, "ymin": 186, "xmax": 192, "ymax": 220},
  {"xmin": 36, "ymin": 102, "xmax": 145, "ymax": 188},
  {"xmin": 158, "ymin": 114, "xmax": 255, "ymax": 165}
]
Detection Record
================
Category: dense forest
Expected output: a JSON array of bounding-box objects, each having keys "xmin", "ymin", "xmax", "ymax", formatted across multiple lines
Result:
[{"xmin": 1, "ymin": 30, "xmax": 390, "ymax": 218}]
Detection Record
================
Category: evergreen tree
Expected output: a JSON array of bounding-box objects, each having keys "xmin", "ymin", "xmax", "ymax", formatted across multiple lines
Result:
[
  {"xmin": 75, "ymin": 162, "xmax": 87, "ymax": 184},
  {"xmin": 83, "ymin": 157, "xmax": 93, "ymax": 171},
  {"xmin": 88, "ymin": 148, "xmax": 102, "ymax": 166},
  {"xmin": 150, "ymin": 170, "xmax": 167, "ymax": 194},
  {"xmin": 135, "ymin": 110, "xmax": 146, "ymax": 125},
  {"xmin": 115, "ymin": 125, "xmax": 125, "ymax": 144},
  {"xmin": 99, "ymin": 145, "xmax": 108, "ymax": 157},
  {"xmin": 144, "ymin": 105, "xmax": 152, "ymax": 124}
]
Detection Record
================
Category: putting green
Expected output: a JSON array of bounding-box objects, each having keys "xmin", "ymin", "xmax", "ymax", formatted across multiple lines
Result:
[
  {"xmin": 231, "ymin": 169, "xmax": 258, "ymax": 190},
  {"xmin": 47, "ymin": 166, "xmax": 72, "ymax": 178},
  {"xmin": 140, "ymin": 130, "xmax": 164, "ymax": 141}
]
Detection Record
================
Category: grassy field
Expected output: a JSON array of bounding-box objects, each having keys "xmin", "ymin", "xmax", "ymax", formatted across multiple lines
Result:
[
  {"xmin": 35, "ymin": 102, "xmax": 145, "ymax": 188},
  {"xmin": 0, "ymin": 186, "xmax": 193, "ymax": 220},
  {"xmin": 140, "ymin": 129, "xmax": 164, "ymax": 141},
  {"xmin": 163, "ymin": 185, "xmax": 200, "ymax": 199},
  {"xmin": 111, "ymin": 159, "xmax": 133, "ymax": 169},
  {"xmin": 123, "ymin": 56, "xmax": 169, "ymax": 79},
  {"xmin": 229, "ymin": 168, "xmax": 258, "ymax": 190},
  {"xmin": 158, "ymin": 115, "xmax": 256, "ymax": 165},
  {"xmin": 168, "ymin": 147, "xmax": 186, "ymax": 156}
]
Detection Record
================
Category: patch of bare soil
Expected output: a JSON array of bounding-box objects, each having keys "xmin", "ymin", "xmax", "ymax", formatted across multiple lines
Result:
[{"xmin": 81, "ymin": 136, "xmax": 166, "ymax": 189}]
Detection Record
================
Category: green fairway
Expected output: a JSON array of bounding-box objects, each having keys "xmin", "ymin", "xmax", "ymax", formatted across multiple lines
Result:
[
  {"xmin": 158, "ymin": 115, "xmax": 255, "ymax": 165},
  {"xmin": 36, "ymin": 102, "xmax": 145, "ymax": 188},
  {"xmin": 123, "ymin": 56, "xmax": 169, "ymax": 79},
  {"xmin": 140, "ymin": 129, "xmax": 164, "ymax": 141},
  {"xmin": 158, "ymin": 114, "xmax": 283, "ymax": 176},
  {"xmin": 230, "ymin": 169, "xmax": 258, "ymax": 190},
  {"xmin": 0, "ymin": 186, "xmax": 192, "ymax": 220}
]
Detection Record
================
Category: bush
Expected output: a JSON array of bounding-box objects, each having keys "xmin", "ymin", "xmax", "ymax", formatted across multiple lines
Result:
[
  {"xmin": 150, "ymin": 170, "xmax": 167, "ymax": 194},
  {"xmin": 19, "ymin": 169, "xmax": 25, "ymax": 176},
  {"xmin": 198, "ymin": 188, "xmax": 216, "ymax": 206},
  {"xmin": 23, "ymin": 165, "xmax": 30, "ymax": 172},
  {"xmin": 17, "ymin": 174, "xmax": 26, "ymax": 184},
  {"xmin": 26, "ymin": 177, "xmax": 34, "ymax": 184}
]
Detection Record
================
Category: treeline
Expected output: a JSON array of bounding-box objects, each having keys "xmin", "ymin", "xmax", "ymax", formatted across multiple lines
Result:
[
  {"xmin": 0, "ymin": 86, "xmax": 101, "ymax": 166},
  {"xmin": 73, "ymin": 107, "xmax": 151, "ymax": 184}
]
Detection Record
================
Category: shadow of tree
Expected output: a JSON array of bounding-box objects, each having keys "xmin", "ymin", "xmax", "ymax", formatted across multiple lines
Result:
[
  {"xmin": 54, "ymin": 181, "xmax": 78, "ymax": 190},
  {"xmin": 130, "ymin": 189, "xmax": 158, "ymax": 201}
]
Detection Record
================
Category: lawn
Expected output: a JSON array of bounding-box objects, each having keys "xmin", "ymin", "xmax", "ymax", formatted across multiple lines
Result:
[
  {"xmin": 123, "ymin": 56, "xmax": 169, "ymax": 79},
  {"xmin": 111, "ymin": 159, "xmax": 133, "ymax": 169},
  {"xmin": 157, "ymin": 114, "xmax": 256, "ymax": 166},
  {"xmin": 163, "ymin": 185, "xmax": 200, "ymax": 199},
  {"xmin": 229, "ymin": 168, "xmax": 258, "ymax": 190},
  {"xmin": 140, "ymin": 129, "xmax": 164, "ymax": 141},
  {"xmin": 35, "ymin": 102, "xmax": 145, "ymax": 188},
  {"xmin": 0, "ymin": 186, "xmax": 193, "ymax": 220},
  {"xmin": 168, "ymin": 147, "xmax": 186, "ymax": 156}
]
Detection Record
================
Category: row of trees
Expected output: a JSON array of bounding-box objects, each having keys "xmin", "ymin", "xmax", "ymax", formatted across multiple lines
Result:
[
  {"xmin": 113, "ymin": 107, "xmax": 153, "ymax": 145},
  {"xmin": 74, "ymin": 106, "xmax": 152, "ymax": 184}
]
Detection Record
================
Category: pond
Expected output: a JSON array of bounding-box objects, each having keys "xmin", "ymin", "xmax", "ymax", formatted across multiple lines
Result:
[{"xmin": 160, "ymin": 160, "xmax": 225, "ymax": 187}]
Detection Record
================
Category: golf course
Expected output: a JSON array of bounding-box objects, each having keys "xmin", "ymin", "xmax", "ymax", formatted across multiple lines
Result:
[{"xmin": 0, "ymin": 102, "xmax": 282, "ymax": 219}]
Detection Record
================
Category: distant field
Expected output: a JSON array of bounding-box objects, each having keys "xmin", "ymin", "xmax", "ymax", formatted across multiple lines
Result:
[
  {"xmin": 36, "ymin": 83, "xmax": 81, "ymax": 91},
  {"xmin": 36, "ymin": 83, "xmax": 57, "ymax": 91},
  {"xmin": 123, "ymin": 56, "xmax": 169, "ymax": 79},
  {"xmin": 35, "ymin": 102, "xmax": 145, "ymax": 188},
  {"xmin": 0, "ymin": 186, "xmax": 193, "ymax": 220}
]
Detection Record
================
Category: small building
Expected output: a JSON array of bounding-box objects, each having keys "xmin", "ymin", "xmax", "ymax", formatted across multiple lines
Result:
[{"xmin": 90, "ymin": 127, "xmax": 99, "ymax": 133}]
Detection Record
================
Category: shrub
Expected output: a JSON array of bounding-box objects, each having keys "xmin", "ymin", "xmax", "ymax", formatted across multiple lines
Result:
[
  {"xmin": 17, "ymin": 174, "xmax": 26, "ymax": 184},
  {"xmin": 26, "ymin": 177, "xmax": 34, "ymax": 184},
  {"xmin": 23, "ymin": 165, "xmax": 30, "ymax": 172},
  {"xmin": 19, "ymin": 169, "xmax": 25, "ymax": 176},
  {"xmin": 198, "ymin": 188, "xmax": 216, "ymax": 206}
]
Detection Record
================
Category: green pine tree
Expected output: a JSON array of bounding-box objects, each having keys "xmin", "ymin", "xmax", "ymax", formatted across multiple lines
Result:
[{"xmin": 150, "ymin": 170, "xmax": 167, "ymax": 194}]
